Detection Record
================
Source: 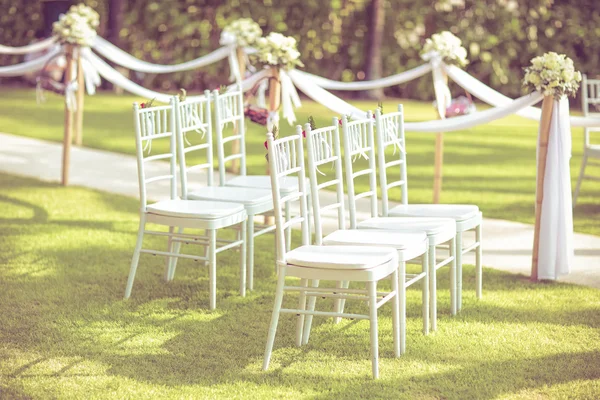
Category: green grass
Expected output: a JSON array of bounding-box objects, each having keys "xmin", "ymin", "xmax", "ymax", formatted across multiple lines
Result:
[
  {"xmin": 0, "ymin": 88, "xmax": 599, "ymax": 235},
  {"xmin": 1, "ymin": 172, "xmax": 600, "ymax": 399}
]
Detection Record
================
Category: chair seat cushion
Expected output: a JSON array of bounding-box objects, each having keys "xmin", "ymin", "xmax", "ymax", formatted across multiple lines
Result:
[
  {"xmin": 388, "ymin": 204, "xmax": 479, "ymax": 221},
  {"xmin": 147, "ymin": 199, "xmax": 245, "ymax": 219},
  {"xmin": 286, "ymin": 245, "xmax": 398, "ymax": 270},
  {"xmin": 188, "ymin": 186, "xmax": 272, "ymax": 206},
  {"xmin": 323, "ymin": 229, "xmax": 427, "ymax": 250},
  {"xmin": 226, "ymin": 175, "xmax": 304, "ymax": 194},
  {"xmin": 357, "ymin": 217, "xmax": 455, "ymax": 237}
]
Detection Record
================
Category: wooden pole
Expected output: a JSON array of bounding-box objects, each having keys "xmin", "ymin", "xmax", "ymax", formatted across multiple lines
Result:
[
  {"xmin": 74, "ymin": 47, "xmax": 85, "ymax": 146},
  {"xmin": 228, "ymin": 47, "xmax": 247, "ymax": 174},
  {"xmin": 61, "ymin": 45, "xmax": 75, "ymax": 186},
  {"xmin": 265, "ymin": 67, "xmax": 281, "ymax": 225},
  {"xmin": 531, "ymin": 96, "xmax": 555, "ymax": 281},
  {"xmin": 432, "ymin": 71, "xmax": 448, "ymax": 204}
]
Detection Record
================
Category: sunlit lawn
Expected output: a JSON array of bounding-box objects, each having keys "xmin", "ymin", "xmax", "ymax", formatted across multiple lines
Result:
[
  {"xmin": 1, "ymin": 88, "xmax": 598, "ymax": 235},
  {"xmin": 1, "ymin": 173, "xmax": 600, "ymax": 399}
]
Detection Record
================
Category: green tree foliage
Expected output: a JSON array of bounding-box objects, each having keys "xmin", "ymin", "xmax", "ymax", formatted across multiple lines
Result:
[{"xmin": 1, "ymin": 0, "xmax": 599, "ymax": 101}]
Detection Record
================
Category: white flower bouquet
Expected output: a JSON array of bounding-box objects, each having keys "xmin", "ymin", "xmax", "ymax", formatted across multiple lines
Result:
[
  {"xmin": 52, "ymin": 3, "xmax": 99, "ymax": 47},
  {"xmin": 254, "ymin": 32, "xmax": 304, "ymax": 70},
  {"xmin": 220, "ymin": 18, "xmax": 262, "ymax": 47},
  {"xmin": 523, "ymin": 52, "xmax": 582, "ymax": 99},
  {"xmin": 421, "ymin": 31, "xmax": 468, "ymax": 67}
]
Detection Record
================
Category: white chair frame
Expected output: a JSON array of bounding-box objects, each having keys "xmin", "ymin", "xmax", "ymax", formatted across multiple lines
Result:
[
  {"xmin": 375, "ymin": 105, "xmax": 482, "ymax": 311},
  {"xmin": 341, "ymin": 113, "xmax": 457, "ymax": 331},
  {"xmin": 125, "ymin": 99, "xmax": 247, "ymax": 310},
  {"xmin": 173, "ymin": 92, "xmax": 275, "ymax": 292},
  {"xmin": 303, "ymin": 120, "xmax": 430, "ymax": 353},
  {"xmin": 262, "ymin": 130, "xmax": 402, "ymax": 379},
  {"xmin": 574, "ymin": 74, "xmax": 600, "ymax": 205}
]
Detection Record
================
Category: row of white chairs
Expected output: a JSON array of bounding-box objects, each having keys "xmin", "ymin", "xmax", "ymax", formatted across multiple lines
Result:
[{"xmin": 125, "ymin": 87, "xmax": 483, "ymax": 377}]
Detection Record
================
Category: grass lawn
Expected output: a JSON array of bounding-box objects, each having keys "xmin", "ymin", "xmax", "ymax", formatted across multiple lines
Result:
[
  {"xmin": 0, "ymin": 88, "xmax": 599, "ymax": 235},
  {"xmin": 1, "ymin": 173, "xmax": 600, "ymax": 399}
]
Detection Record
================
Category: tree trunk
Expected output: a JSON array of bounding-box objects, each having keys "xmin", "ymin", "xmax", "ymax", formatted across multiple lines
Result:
[
  {"xmin": 107, "ymin": 0, "xmax": 126, "ymax": 93},
  {"xmin": 363, "ymin": 0, "xmax": 385, "ymax": 100}
]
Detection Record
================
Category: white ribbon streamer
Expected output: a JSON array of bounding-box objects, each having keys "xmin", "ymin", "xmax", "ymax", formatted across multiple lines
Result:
[
  {"xmin": 425, "ymin": 52, "xmax": 452, "ymax": 119},
  {"xmin": 0, "ymin": 37, "xmax": 58, "ymax": 55},
  {"xmin": 295, "ymin": 63, "xmax": 432, "ymax": 91},
  {"xmin": 0, "ymin": 47, "xmax": 61, "ymax": 77},
  {"xmin": 64, "ymin": 80, "xmax": 78, "ymax": 111},
  {"xmin": 279, "ymin": 69, "xmax": 302, "ymax": 125}
]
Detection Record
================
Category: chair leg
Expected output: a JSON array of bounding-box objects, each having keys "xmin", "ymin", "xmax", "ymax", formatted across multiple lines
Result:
[
  {"xmin": 333, "ymin": 281, "xmax": 344, "ymax": 324},
  {"xmin": 263, "ymin": 266, "xmax": 287, "ymax": 370},
  {"xmin": 164, "ymin": 226, "xmax": 175, "ymax": 281},
  {"xmin": 395, "ymin": 264, "xmax": 404, "ymax": 356},
  {"xmin": 429, "ymin": 244, "xmax": 437, "ymax": 332},
  {"xmin": 296, "ymin": 278, "xmax": 308, "ymax": 346},
  {"xmin": 455, "ymin": 231, "xmax": 463, "ymax": 312},
  {"xmin": 284, "ymin": 201, "xmax": 292, "ymax": 251},
  {"xmin": 573, "ymin": 154, "xmax": 588, "ymax": 206},
  {"xmin": 208, "ymin": 229, "xmax": 217, "ymax": 310},
  {"xmin": 247, "ymin": 217, "xmax": 255, "ymax": 291},
  {"xmin": 167, "ymin": 227, "xmax": 184, "ymax": 281},
  {"xmin": 367, "ymin": 281, "xmax": 379, "ymax": 379},
  {"xmin": 476, "ymin": 223, "xmax": 483, "ymax": 300},
  {"xmin": 124, "ymin": 214, "xmax": 146, "ymax": 299},
  {"xmin": 422, "ymin": 250, "xmax": 429, "ymax": 336},
  {"xmin": 239, "ymin": 220, "xmax": 247, "ymax": 297},
  {"xmin": 450, "ymin": 237, "xmax": 457, "ymax": 316},
  {"xmin": 302, "ymin": 279, "xmax": 320, "ymax": 345}
]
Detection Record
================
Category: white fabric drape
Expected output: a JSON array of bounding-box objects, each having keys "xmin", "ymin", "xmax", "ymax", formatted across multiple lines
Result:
[
  {"xmin": 537, "ymin": 98, "xmax": 573, "ymax": 279},
  {"xmin": 0, "ymin": 47, "xmax": 61, "ymax": 77},
  {"xmin": 294, "ymin": 63, "xmax": 432, "ymax": 91},
  {"xmin": 446, "ymin": 64, "xmax": 600, "ymax": 128},
  {"xmin": 92, "ymin": 37, "xmax": 234, "ymax": 75},
  {"xmin": 279, "ymin": 69, "xmax": 302, "ymax": 125},
  {"xmin": 0, "ymin": 37, "xmax": 58, "ymax": 55}
]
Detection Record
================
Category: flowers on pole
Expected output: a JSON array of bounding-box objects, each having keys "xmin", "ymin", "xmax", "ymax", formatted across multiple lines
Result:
[
  {"xmin": 52, "ymin": 3, "xmax": 99, "ymax": 47},
  {"xmin": 220, "ymin": 18, "xmax": 263, "ymax": 47},
  {"xmin": 523, "ymin": 52, "xmax": 582, "ymax": 99},
  {"xmin": 421, "ymin": 31, "xmax": 468, "ymax": 67},
  {"xmin": 254, "ymin": 32, "xmax": 304, "ymax": 70}
]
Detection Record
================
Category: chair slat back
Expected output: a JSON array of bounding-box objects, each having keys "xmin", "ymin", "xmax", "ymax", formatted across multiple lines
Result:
[
  {"xmin": 267, "ymin": 127, "xmax": 310, "ymax": 262},
  {"xmin": 213, "ymin": 85, "xmax": 247, "ymax": 185},
  {"xmin": 133, "ymin": 99, "xmax": 177, "ymax": 209},
  {"xmin": 375, "ymin": 105, "xmax": 408, "ymax": 217},
  {"xmin": 341, "ymin": 113, "xmax": 378, "ymax": 229},
  {"xmin": 174, "ymin": 92, "xmax": 213, "ymax": 199},
  {"xmin": 583, "ymin": 75, "xmax": 600, "ymax": 113},
  {"xmin": 305, "ymin": 119, "xmax": 346, "ymax": 245}
]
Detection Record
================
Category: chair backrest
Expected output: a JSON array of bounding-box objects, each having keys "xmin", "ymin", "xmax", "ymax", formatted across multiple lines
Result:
[
  {"xmin": 266, "ymin": 127, "xmax": 310, "ymax": 262},
  {"xmin": 133, "ymin": 99, "xmax": 177, "ymax": 210},
  {"xmin": 582, "ymin": 74, "xmax": 600, "ymax": 118},
  {"xmin": 174, "ymin": 92, "xmax": 213, "ymax": 199},
  {"xmin": 213, "ymin": 85, "xmax": 247, "ymax": 185},
  {"xmin": 375, "ymin": 104, "xmax": 408, "ymax": 217},
  {"xmin": 340, "ymin": 112, "xmax": 378, "ymax": 229},
  {"xmin": 304, "ymin": 119, "xmax": 346, "ymax": 245}
]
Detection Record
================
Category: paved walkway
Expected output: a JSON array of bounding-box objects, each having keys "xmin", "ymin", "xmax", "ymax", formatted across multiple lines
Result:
[{"xmin": 1, "ymin": 132, "xmax": 599, "ymax": 288}]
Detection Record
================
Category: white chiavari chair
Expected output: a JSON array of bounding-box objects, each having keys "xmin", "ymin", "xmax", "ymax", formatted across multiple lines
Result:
[
  {"xmin": 375, "ymin": 105, "xmax": 483, "ymax": 311},
  {"xmin": 125, "ymin": 98, "xmax": 248, "ymax": 311},
  {"xmin": 262, "ymin": 129, "xmax": 401, "ymax": 379}
]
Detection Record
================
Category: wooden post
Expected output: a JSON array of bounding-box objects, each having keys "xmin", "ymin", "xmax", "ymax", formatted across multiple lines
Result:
[
  {"xmin": 61, "ymin": 44, "xmax": 75, "ymax": 186},
  {"xmin": 531, "ymin": 96, "xmax": 555, "ymax": 281},
  {"xmin": 265, "ymin": 67, "xmax": 281, "ymax": 224},
  {"xmin": 74, "ymin": 46, "xmax": 85, "ymax": 146},
  {"xmin": 432, "ymin": 71, "xmax": 448, "ymax": 204},
  {"xmin": 228, "ymin": 47, "xmax": 247, "ymax": 174}
]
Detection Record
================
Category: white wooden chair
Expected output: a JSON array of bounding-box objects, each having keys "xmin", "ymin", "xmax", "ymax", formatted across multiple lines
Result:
[
  {"xmin": 574, "ymin": 74, "xmax": 600, "ymax": 205},
  {"xmin": 212, "ymin": 86, "xmax": 310, "ymax": 247},
  {"xmin": 262, "ymin": 129, "xmax": 401, "ymax": 379},
  {"xmin": 375, "ymin": 105, "xmax": 483, "ymax": 311},
  {"xmin": 125, "ymin": 99, "xmax": 248, "ymax": 311},
  {"xmin": 173, "ymin": 93, "xmax": 275, "ymax": 292},
  {"xmin": 303, "ymin": 121, "xmax": 430, "ymax": 355},
  {"xmin": 340, "ymin": 113, "xmax": 457, "ymax": 331}
]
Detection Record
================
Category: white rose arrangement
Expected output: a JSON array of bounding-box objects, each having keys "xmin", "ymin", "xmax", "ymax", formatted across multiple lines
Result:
[
  {"xmin": 220, "ymin": 18, "xmax": 262, "ymax": 47},
  {"xmin": 523, "ymin": 52, "xmax": 582, "ymax": 99},
  {"xmin": 254, "ymin": 32, "xmax": 304, "ymax": 70},
  {"xmin": 421, "ymin": 31, "xmax": 468, "ymax": 67},
  {"xmin": 52, "ymin": 3, "xmax": 99, "ymax": 47}
]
